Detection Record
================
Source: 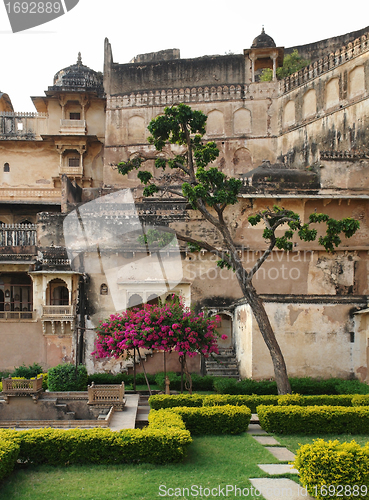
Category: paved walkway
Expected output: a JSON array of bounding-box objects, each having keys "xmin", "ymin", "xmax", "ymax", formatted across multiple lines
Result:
[
  {"xmin": 248, "ymin": 416, "xmax": 315, "ymax": 500},
  {"xmin": 109, "ymin": 394, "xmax": 139, "ymax": 430}
]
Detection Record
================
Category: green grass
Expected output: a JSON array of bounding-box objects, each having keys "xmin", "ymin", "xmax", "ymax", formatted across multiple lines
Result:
[
  {"xmin": 273, "ymin": 433, "xmax": 369, "ymax": 454},
  {"xmin": 0, "ymin": 434, "xmax": 279, "ymax": 500}
]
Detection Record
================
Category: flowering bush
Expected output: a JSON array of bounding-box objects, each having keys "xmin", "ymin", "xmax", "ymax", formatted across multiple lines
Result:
[{"xmin": 92, "ymin": 297, "xmax": 221, "ymax": 360}]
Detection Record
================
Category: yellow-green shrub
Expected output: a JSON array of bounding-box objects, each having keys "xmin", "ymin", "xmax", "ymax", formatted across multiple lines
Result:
[
  {"xmin": 0, "ymin": 438, "xmax": 20, "ymax": 482},
  {"xmin": 294, "ymin": 439, "xmax": 369, "ymax": 500},
  {"xmin": 171, "ymin": 405, "xmax": 251, "ymax": 435},
  {"xmin": 277, "ymin": 394, "xmax": 354, "ymax": 406},
  {"xmin": 149, "ymin": 394, "xmax": 204, "ymax": 409},
  {"xmin": 352, "ymin": 395, "xmax": 369, "ymax": 406},
  {"xmin": 0, "ymin": 409, "xmax": 192, "ymax": 469},
  {"xmin": 203, "ymin": 394, "xmax": 279, "ymax": 412},
  {"xmin": 257, "ymin": 405, "xmax": 369, "ymax": 434}
]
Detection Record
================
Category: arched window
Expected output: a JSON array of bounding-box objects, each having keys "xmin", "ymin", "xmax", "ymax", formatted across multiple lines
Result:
[
  {"xmin": 128, "ymin": 293, "xmax": 143, "ymax": 308},
  {"xmin": 47, "ymin": 279, "xmax": 69, "ymax": 306},
  {"xmin": 4, "ymin": 163, "xmax": 10, "ymax": 172}
]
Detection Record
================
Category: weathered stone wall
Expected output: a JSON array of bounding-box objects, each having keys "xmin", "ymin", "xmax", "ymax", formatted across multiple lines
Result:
[{"xmin": 234, "ymin": 296, "xmax": 367, "ymax": 380}]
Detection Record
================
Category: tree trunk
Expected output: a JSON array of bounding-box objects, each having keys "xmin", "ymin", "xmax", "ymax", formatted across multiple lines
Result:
[{"xmin": 241, "ymin": 282, "xmax": 291, "ymax": 395}]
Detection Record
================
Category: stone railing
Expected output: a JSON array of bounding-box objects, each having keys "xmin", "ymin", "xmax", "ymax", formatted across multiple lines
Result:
[
  {"xmin": 108, "ymin": 85, "xmax": 244, "ymax": 108},
  {"xmin": 0, "ymin": 223, "xmax": 36, "ymax": 246},
  {"xmin": 87, "ymin": 382, "xmax": 125, "ymax": 408},
  {"xmin": 282, "ymin": 33, "xmax": 369, "ymax": 94},
  {"xmin": 41, "ymin": 305, "xmax": 75, "ymax": 317},
  {"xmin": 2, "ymin": 376, "xmax": 43, "ymax": 403},
  {"xmin": 0, "ymin": 111, "xmax": 48, "ymax": 118},
  {"xmin": 0, "ymin": 311, "xmax": 34, "ymax": 321},
  {"xmin": 320, "ymin": 150, "xmax": 369, "ymax": 161}
]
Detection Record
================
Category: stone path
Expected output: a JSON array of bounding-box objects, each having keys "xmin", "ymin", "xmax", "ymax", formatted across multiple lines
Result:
[
  {"xmin": 248, "ymin": 417, "xmax": 315, "ymax": 500},
  {"xmin": 109, "ymin": 394, "xmax": 139, "ymax": 430}
]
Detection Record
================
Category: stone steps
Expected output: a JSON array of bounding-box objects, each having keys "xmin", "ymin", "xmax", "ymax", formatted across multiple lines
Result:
[
  {"xmin": 135, "ymin": 394, "xmax": 150, "ymax": 428},
  {"xmin": 204, "ymin": 348, "xmax": 240, "ymax": 378}
]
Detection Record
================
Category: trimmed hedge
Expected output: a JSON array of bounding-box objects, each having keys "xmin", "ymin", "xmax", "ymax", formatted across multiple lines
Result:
[
  {"xmin": 87, "ymin": 372, "xmax": 156, "ymax": 386},
  {"xmin": 154, "ymin": 372, "xmax": 215, "ymax": 392},
  {"xmin": 258, "ymin": 405, "xmax": 369, "ymax": 434},
  {"xmin": 294, "ymin": 439, "xmax": 369, "ymax": 500},
  {"xmin": 203, "ymin": 394, "xmax": 279, "ymax": 413},
  {"xmin": 0, "ymin": 409, "xmax": 192, "ymax": 475},
  {"xmin": 149, "ymin": 394, "xmax": 204, "ymax": 410},
  {"xmin": 352, "ymin": 395, "xmax": 369, "ymax": 406},
  {"xmin": 277, "ymin": 394, "xmax": 354, "ymax": 407},
  {"xmin": 171, "ymin": 405, "xmax": 251, "ymax": 435},
  {"xmin": 0, "ymin": 439, "xmax": 20, "ymax": 482},
  {"xmin": 150, "ymin": 393, "xmax": 356, "ymax": 413},
  {"xmin": 213, "ymin": 376, "xmax": 369, "ymax": 396},
  {"xmin": 48, "ymin": 364, "xmax": 88, "ymax": 391}
]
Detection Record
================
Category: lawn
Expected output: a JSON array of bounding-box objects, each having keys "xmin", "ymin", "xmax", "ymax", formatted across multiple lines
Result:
[
  {"xmin": 273, "ymin": 433, "xmax": 369, "ymax": 453},
  {"xmin": 0, "ymin": 433, "xmax": 280, "ymax": 500}
]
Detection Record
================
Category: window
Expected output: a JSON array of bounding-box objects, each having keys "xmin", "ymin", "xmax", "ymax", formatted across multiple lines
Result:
[
  {"xmin": 68, "ymin": 157, "xmax": 80, "ymax": 167},
  {"xmin": 4, "ymin": 163, "xmax": 9, "ymax": 172},
  {"xmin": 69, "ymin": 112, "xmax": 81, "ymax": 120}
]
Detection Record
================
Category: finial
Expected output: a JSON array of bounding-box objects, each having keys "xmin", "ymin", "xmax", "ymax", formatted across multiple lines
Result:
[
  {"xmin": 77, "ymin": 52, "xmax": 82, "ymax": 66},
  {"xmin": 262, "ymin": 25, "xmax": 265, "ymax": 34}
]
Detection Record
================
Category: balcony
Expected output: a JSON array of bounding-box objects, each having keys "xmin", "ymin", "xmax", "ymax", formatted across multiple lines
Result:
[
  {"xmin": 0, "ymin": 310, "xmax": 34, "ymax": 321},
  {"xmin": 59, "ymin": 119, "xmax": 86, "ymax": 135},
  {"xmin": 0, "ymin": 224, "xmax": 36, "ymax": 247},
  {"xmin": 41, "ymin": 305, "xmax": 76, "ymax": 335}
]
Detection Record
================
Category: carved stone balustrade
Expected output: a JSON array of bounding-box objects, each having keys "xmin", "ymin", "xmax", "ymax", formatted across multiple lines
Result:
[
  {"xmin": 87, "ymin": 382, "xmax": 125, "ymax": 410},
  {"xmin": 1, "ymin": 376, "xmax": 43, "ymax": 403},
  {"xmin": 41, "ymin": 304, "xmax": 76, "ymax": 334}
]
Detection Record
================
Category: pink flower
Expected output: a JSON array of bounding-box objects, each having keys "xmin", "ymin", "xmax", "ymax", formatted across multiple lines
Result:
[{"xmin": 221, "ymin": 334, "xmax": 228, "ymax": 340}]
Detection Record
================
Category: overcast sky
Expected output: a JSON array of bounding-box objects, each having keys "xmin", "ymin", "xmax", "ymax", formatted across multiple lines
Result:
[{"xmin": 1, "ymin": 0, "xmax": 368, "ymax": 111}]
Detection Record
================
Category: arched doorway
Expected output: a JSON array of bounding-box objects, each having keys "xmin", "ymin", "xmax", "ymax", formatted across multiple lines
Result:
[
  {"xmin": 215, "ymin": 313, "xmax": 233, "ymax": 349},
  {"xmin": 47, "ymin": 279, "xmax": 69, "ymax": 306}
]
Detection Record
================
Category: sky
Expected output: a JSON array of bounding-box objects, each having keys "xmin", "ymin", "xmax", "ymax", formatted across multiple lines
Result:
[{"xmin": 0, "ymin": 0, "xmax": 368, "ymax": 112}]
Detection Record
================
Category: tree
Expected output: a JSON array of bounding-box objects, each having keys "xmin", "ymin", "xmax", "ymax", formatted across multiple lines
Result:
[
  {"xmin": 117, "ymin": 104, "xmax": 360, "ymax": 394},
  {"xmin": 260, "ymin": 49, "xmax": 310, "ymax": 81},
  {"xmin": 92, "ymin": 297, "xmax": 222, "ymax": 393}
]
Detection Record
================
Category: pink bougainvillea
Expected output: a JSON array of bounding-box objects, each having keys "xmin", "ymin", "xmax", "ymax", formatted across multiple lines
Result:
[{"xmin": 92, "ymin": 297, "xmax": 222, "ymax": 360}]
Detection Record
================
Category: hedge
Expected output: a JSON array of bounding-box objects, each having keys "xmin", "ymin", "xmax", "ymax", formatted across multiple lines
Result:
[
  {"xmin": 294, "ymin": 439, "xmax": 369, "ymax": 500},
  {"xmin": 0, "ymin": 408, "xmax": 192, "ymax": 480},
  {"xmin": 257, "ymin": 405, "xmax": 369, "ymax": 434},
  {"xmin": 171, "ymin": 405, "xmax": 251, "ymax": 435},
  {"xmin": 277, "ymin": 394, "xmax": 354, "ymax": 407},
  {"xmin": 48, "ymin": 364, "xmax": 88, "ymax": 391},
  {"xmin": 352, "ymin": 395, "xmax": 369, "ymax": 406},
  {"xmin": 149, "ymin": 393, "xmax": 356, "ymax": 413},
  {"xmin": 213, "ymin": 376, "xmax": 369, "ymax": 395},
  {"xmin": 0, "ymin": 439, "xmax": 20, "ymax": 482},
  {"xmin": 149, "ymin": 394, "xmax": 204, "ymax": 410},
  {"xmin": 203, "ymin": 394, "xmax": 279, "ymax": 413}
]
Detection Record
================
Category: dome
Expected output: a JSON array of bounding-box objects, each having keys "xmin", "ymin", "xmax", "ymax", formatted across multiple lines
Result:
[
  {"xmin": 251, "ymin": 27, "xmax": 276, "ymax": 48},
  {"xmin": 50, "ymin": 53, "xmax": 104, "ymax": 95}
]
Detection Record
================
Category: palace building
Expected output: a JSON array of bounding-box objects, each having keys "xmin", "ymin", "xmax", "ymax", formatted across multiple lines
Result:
[{"xmin": 1, "ymin": 26, "xmax": 369, "ymax": 381}]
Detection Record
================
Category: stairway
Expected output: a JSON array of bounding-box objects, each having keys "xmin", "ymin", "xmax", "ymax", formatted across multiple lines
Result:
[
  {"xmin": 135, "ymin": 394, "xmax": 150, "ymax": 428},
  {"xmin": 204, "ymin": 347, "xmax": 240, "ymax": 378}
]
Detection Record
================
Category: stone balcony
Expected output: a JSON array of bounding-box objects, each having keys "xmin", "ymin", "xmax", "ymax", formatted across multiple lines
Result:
[
  {"xmin": 59, "ymin": 119, "xmax": 87, "ymax": 135},
  {"xmin": 41, "ymin": 305, "xmax": 76, "ymax": 334}
]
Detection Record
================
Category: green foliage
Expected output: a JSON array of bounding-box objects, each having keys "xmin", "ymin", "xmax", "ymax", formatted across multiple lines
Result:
[
  {"xmin": 47, "ymin": 363, "xmax": 88, "ymax": 392},
  {"xmin": 137, "ymin": 228, "xmax": 176, "ymax": 248},
  {"xmin": 171, "ymin": 405, "xmax": 251, "ymax": 435},
  {"xmin": 248, "ymin": 206, "xmax": 360, "ymax": 254},
  {"xmin": 352, "ymin": 395, "xmax": 369, "ymax": 406},
  {"xmin": 12, "ymin": 363, "xmax": 43, "ymax": 379},
  {"xmin": 154, "ymin": 372, "xmax": 215, "ymax": 392},
  {"xmin": 260, "ymin": 49, "xmax": 310, "ymax": 81},
  {"xmin": 277, "ymin": 394, "xmax": 354, "ymax": 407},
  {"xmin": 257, "ymin": 405, "xmax": 369, "ymax": 434},
  {"xmin": 294, "ymin": 439, "xmax": 369, "ymax": 500},
  {"xmin": 0, "ymin": 438, "xmax": 19, "ymax": 483},
  {"xmin": 213, "ymin": 377, "xmax": 279, "ymax": 395},
  {"xmin": 0, "ymin": 410, "xmax": 192, "ymax": 469},
  {"xmin": 203, "ymin": 394, "xmax": 279, "ymax": 413},
  {"xmin": 149, "ymin": 394, "xmax": 204, "ymax": 410}
]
